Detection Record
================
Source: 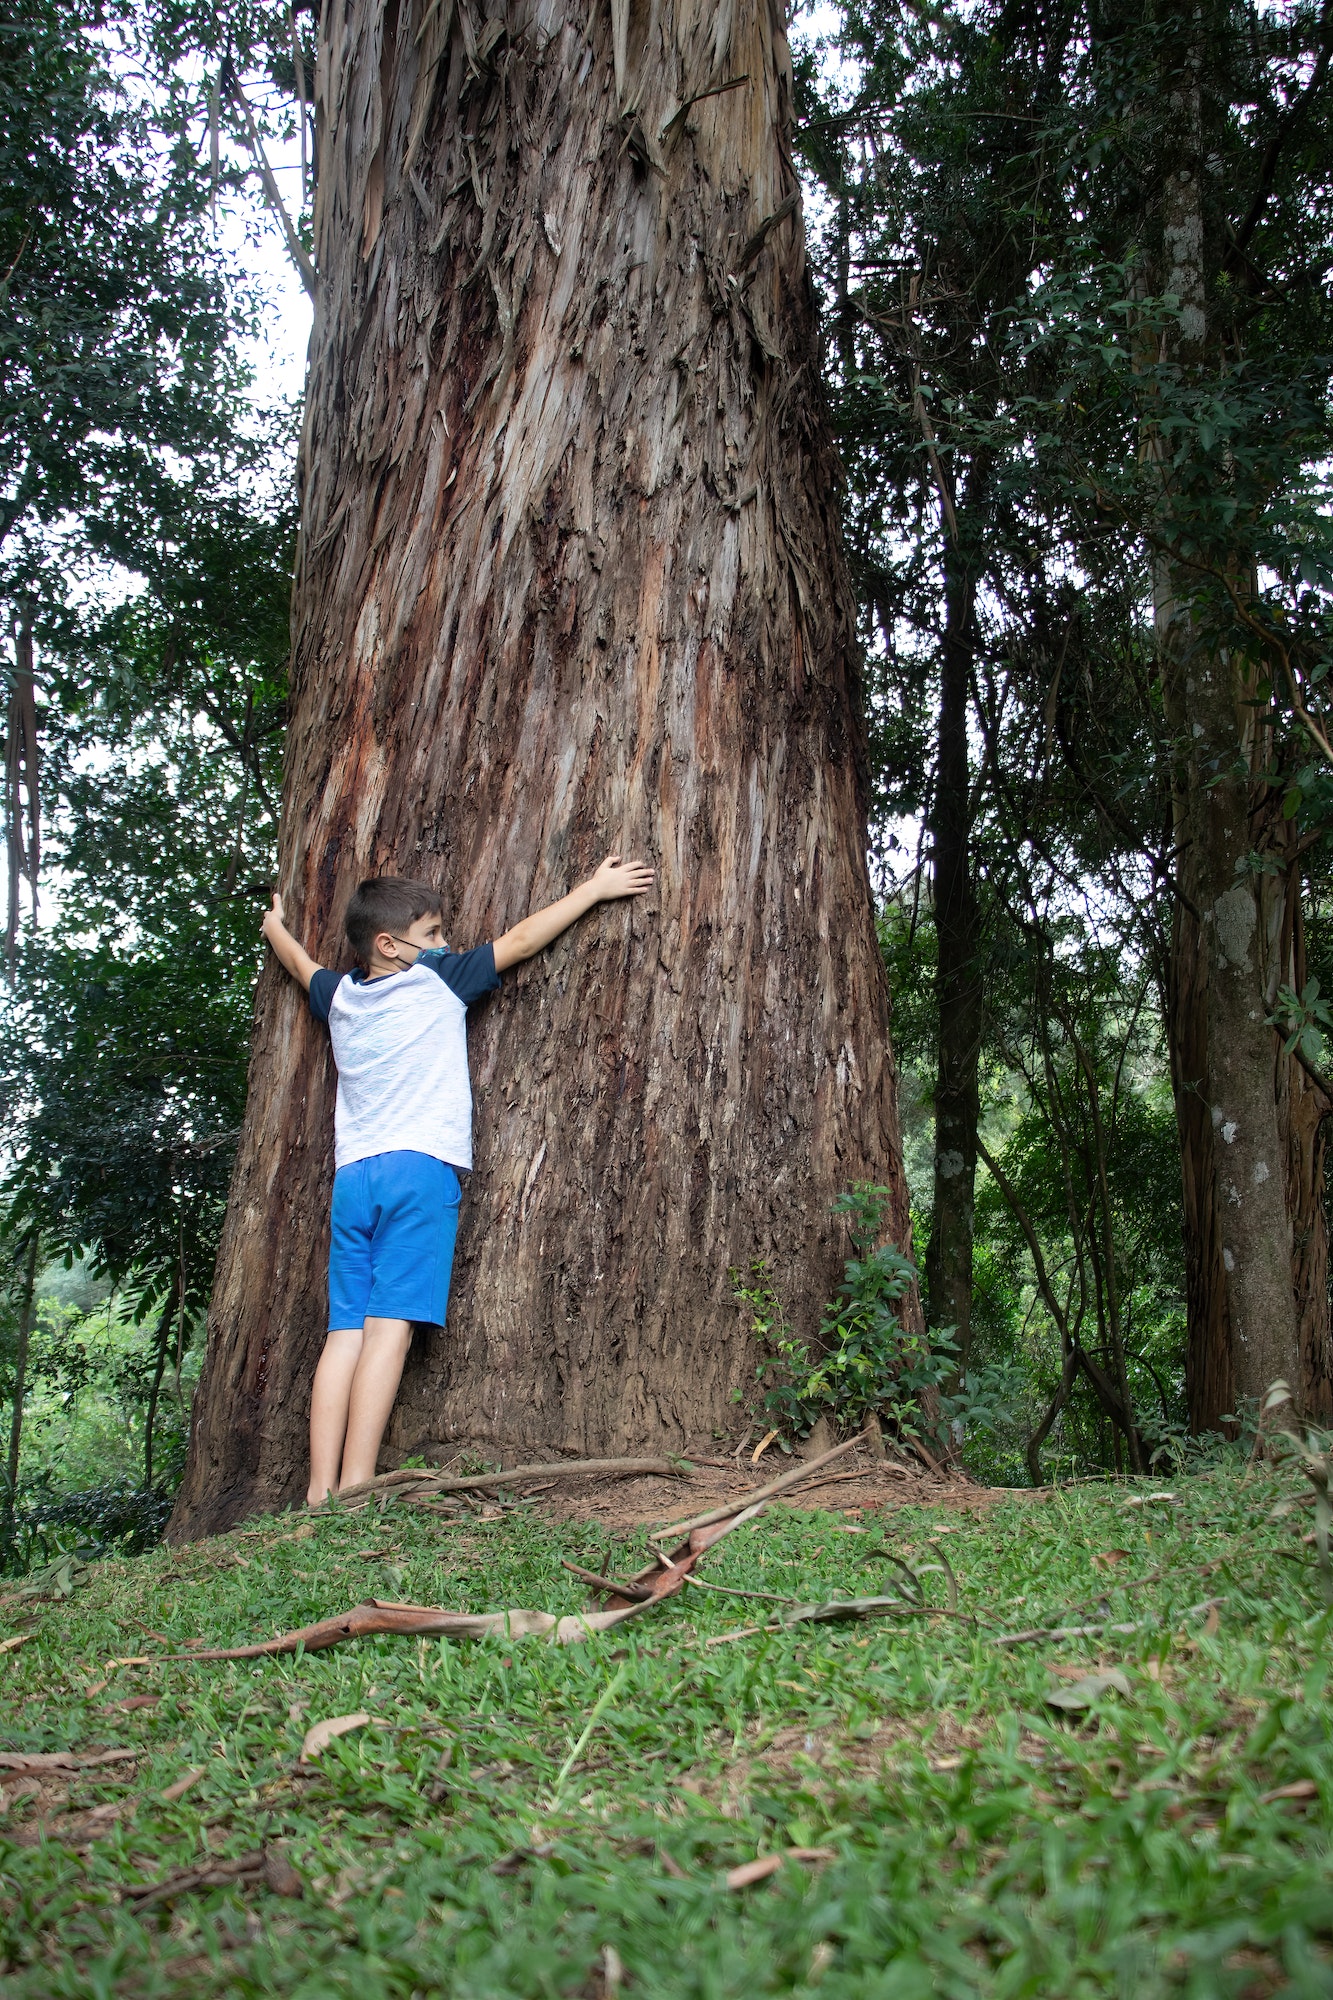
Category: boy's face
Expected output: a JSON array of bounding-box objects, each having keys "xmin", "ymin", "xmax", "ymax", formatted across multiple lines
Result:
[{"xmin": 370, "ymin": 908, "xmax": 446, "ymax": 970}]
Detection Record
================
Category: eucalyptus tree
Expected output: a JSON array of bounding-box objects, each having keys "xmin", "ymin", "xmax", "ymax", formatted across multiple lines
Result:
[{"xmin": 173, "ymin": 0, "xmax": 919, "ymax": 1536}]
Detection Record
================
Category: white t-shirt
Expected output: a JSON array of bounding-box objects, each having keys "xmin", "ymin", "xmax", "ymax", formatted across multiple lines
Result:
[{"xmin": 308, "ymin": 946, "xmax": 500, "ymax": 1171}]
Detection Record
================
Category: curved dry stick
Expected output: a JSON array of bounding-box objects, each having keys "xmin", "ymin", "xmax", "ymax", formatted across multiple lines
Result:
[
  {"xmin": 316, "ymin": 1456, "xmax": 687, "ymax": 1509},
  {"xmin": 649, "ymin": 1431, "xmax": 872, "ymax": 1542}
]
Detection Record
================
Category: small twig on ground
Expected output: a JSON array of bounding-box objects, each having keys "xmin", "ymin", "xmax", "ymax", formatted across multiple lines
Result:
[
  {"xmin": 682, "ymin": 1575, "xmax": 796, "ymax": 1606},
  {"xmin": 561, "ymin": 1560, "xmax": 655, "ymax": 1602},
  {"xmin": 994, "ymin": 1618, "xmax": 1144, "ymax": 1648},
  {"xmin": 782, "ymin": 1596, "xmax": 979, "ymax": 1630},
  {"xmin": 997, "ymin": 1557, "xmax": 1226, "ymax": 1634},
  {"xmin": 772, "ymin": 1469, "xmax": 875, "ymax": 1498},
  {"xmin": 994, "ymin": 1596, "xmax": 1223, "ymax": 1648}
]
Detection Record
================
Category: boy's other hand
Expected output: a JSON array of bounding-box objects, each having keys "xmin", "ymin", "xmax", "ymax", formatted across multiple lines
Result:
[
  {"xmin": 261, "ymin": 890, "xmax": 323, "ymax": 991},
  {"xmin": 590, "ymin": 855, "xmax": 655, "ymax": 902}
]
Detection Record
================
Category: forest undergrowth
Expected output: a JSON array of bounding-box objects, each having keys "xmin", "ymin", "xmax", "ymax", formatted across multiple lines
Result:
[{"xmin": 0, "ymin": 1464, "xmax": 1330, "ymax": 1997}]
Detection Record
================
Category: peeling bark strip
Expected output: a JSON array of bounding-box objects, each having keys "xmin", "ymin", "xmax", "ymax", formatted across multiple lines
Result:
[{"xmin": 171, "ymin": 0, "xmax": 913, "ymax": 1538}]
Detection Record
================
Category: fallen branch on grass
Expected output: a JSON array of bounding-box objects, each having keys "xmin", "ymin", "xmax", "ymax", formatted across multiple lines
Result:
[
  {"xmin": 158, "ymin": 1597, "xmax": 652, "ymax": 1660},
  {"xmin": 158, "ymin": 1431, "xmax": 905, "ymax": 1663}
]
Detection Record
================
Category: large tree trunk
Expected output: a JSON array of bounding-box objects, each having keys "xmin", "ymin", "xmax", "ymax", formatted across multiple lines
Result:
[
  {"xmin": 1150, "ymin": 42, "xmax": 1300, "ymax": 1422},
  {"xmin": 1168, "ymin": 809, "xmax": 1333, "ymax": 1427},
  {"xmin": 1159, "ymin": 578, "xmax": 1301, "ymax": 1411},
  {"xmin": 170, "ymin": 0, "xmax": 914, "ymax": 1537}
]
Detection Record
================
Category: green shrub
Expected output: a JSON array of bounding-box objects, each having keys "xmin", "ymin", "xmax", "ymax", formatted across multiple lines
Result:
[{"xmin": 735, "ymin": 1183, "xmax": 936, "ymax": 1441}]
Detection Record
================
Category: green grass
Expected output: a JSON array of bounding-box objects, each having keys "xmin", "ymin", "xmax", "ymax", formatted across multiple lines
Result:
[{"xmin": 1, "ymin": 1466, "xmax": 1331, "ymax": 1997}]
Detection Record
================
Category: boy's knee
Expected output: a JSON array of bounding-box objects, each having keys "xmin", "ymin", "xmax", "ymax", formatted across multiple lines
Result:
[{"xmin": 363, "ymin": 1316, "xmax": 413, "ymax": 1350}]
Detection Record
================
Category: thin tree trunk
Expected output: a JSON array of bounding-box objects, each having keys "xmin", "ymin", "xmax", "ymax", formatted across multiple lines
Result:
[
  {"xmin": 4, "ymin": 607, "xmax": 39, "ymax": 979},
  {"xmin": 3, "ymin": 1236, "xmax": 38, "ymax": 1538},
  {"xmin": 142, "ymin": 1284, "xmax": 177, "ymax": 1492},
  {"xmin": 1025, "ymin": 1343, "xmax": 1077, "ymax": 1489},
  {"xmin": 1283, "ymin": 1045, "xmax": 1333, "ymax": 1418},
  {"xmin": 171, "ymin": 0, "xmax": 915, "ymax": 1538},
  {"xmin": 1072, "ymin": 1034, "xmax": 1143, "ymax": 1470},
  {"xmin": 1166, "ymin": 894, "xmax": 1236, "ymax": 1431},
  {"xmin": 976, "ymin": 1134, "xmax": 1138, "ymax": 1472},
  {"xmin": 925, "ymin": 521, "xmax": 983, "ymax": 1365},
  {"xmin": 1260, "ymin": 853, "xmax": 1333, "ymax": 1417}
]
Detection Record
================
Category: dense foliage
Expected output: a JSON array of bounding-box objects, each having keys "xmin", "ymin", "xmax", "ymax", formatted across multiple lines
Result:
[
  {"xmin": 791, "ymin": 0, "xmax": 1333, "ymax": 1476},
  {"xmin": 0, "ymin": 0, "xmax": 294, "ymax": 1563}
]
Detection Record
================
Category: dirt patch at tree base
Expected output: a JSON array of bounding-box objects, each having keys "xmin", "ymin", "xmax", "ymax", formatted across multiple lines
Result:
[{"xmin": 386, "ymin": 1437, "xmax": 1037, "ymax": 1536}]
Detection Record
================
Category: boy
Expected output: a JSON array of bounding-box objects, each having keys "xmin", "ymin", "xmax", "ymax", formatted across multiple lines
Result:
[{"xmin": 261, "ymin": 853, "xmax": 655, "ymax": 1504}]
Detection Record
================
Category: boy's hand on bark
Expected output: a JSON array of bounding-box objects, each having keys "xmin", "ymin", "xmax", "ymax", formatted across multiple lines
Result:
[
  {"xmin": 262, "ymin": 891, "xmax": 286, "ymax": 940},
  {"xmin": 590, "ymin": 855, "xmax": 655, "ymax": 902}
]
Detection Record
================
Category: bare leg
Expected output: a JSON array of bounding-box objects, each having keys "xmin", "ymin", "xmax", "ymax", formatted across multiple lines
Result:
[
  {"xmin": 338, "ymin": 1317, "xmax": 413, "ymax": 1490},
  {"xmin": 308, "ymin": 1327, "xmax": 364, "ymax": 1506}
]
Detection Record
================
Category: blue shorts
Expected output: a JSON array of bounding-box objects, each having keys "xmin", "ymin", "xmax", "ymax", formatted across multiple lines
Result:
[{"xmin": 328, "ymin": 1151, "xmax": 461, "ymax": 1331}]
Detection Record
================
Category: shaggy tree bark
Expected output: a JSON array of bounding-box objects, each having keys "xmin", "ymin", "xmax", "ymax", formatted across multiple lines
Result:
[{"xmin": 170, "ymin": 0, "xmax": 915, "ymax": 1537}]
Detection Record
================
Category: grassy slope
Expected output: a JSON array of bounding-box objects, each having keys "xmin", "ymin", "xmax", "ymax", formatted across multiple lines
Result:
[{"xmin": 0, "ymin": 1467, "xmax": 1330, "ymax": 1999}]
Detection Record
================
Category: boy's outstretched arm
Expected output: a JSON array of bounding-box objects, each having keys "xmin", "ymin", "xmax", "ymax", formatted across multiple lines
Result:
[
  {"xmin": 493, "ymin": 855, "xmax": 655, "ymax": 972},
  {"xmin": 261, "ymin": 891, "xmax": 324, "ymax": 991}
]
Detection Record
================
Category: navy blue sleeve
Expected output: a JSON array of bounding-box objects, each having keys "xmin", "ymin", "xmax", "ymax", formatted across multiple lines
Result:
[
  {"xmin": 308, "ymin": 968, "xmax": 345, "ymax": 1023},
  {"xmin": 422, "ymin": 943, "xmax": 501, "ymax": 1006}
]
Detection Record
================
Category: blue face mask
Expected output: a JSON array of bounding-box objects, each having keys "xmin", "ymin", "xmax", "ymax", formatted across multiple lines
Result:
[{"xmin": 384, "ymin": 934, "xmax": 447, "ymax": 961}]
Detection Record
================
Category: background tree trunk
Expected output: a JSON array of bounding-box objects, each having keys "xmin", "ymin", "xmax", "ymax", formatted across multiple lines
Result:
[
  {"xmin": 170, "ymin": 0, "xmax": 915, "ymax": 1538},
  {"xmin": 1159, "ymin": 558, "xmax": 1301, "ymax": 1413},
  {"xmin": 1262, "ymin": 858, "xmax": 1332, "ymax": 1417},
  {"xmin": 3, "ymin": 1236, "xmax": 38, "ymax": 1542},
  {"xmin": 1153, "ymin": 59, "xmax": 1301, "ymax": 1422},
  {"xmin": 1166, "ymin": 899, "xmax": 1236, "ymax": 1433},
  {"xmin": 925, "ymin": 525, "xmax": 982, "ymax": 1365}
]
